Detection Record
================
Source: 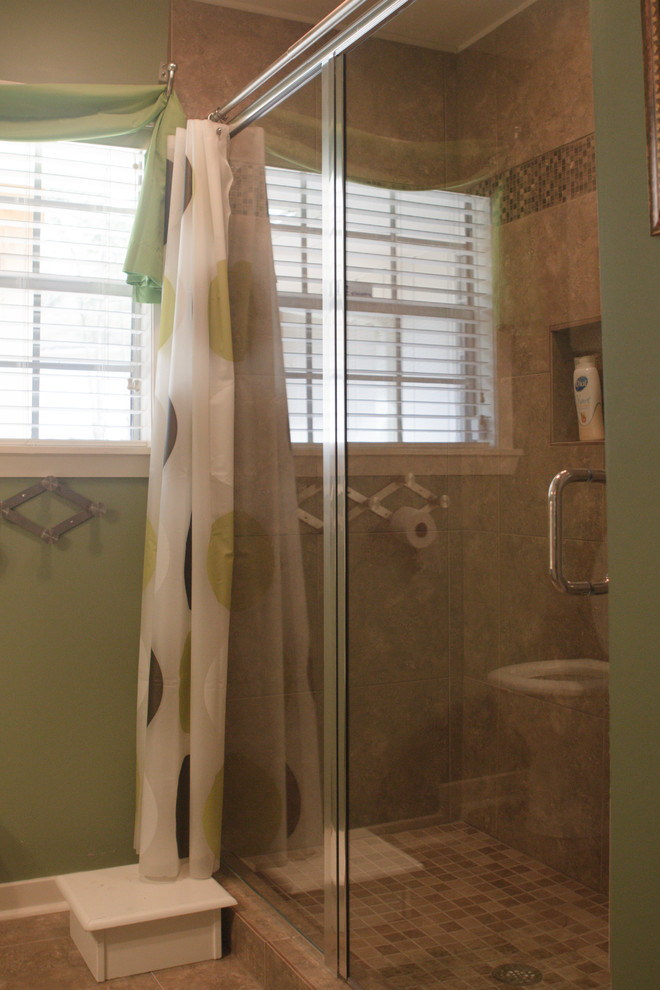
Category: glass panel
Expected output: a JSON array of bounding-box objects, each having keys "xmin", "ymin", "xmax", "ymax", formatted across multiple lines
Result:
[
  {"xmin": 221, "ymin": 74, "xmax": 326, "ymax": 950},
  {"xmin": 344, "ymin": 2, "xmax": 610, "ymax": 989}
]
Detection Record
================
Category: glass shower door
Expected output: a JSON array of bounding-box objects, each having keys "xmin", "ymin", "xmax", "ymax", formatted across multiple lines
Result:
[
  {"xmin": 218, "ymin": 3, "xmax": 610, "ymax": 985},
  {"xmin": 342, "ymin": 0, "xmax": 610, "ymax": 988}
]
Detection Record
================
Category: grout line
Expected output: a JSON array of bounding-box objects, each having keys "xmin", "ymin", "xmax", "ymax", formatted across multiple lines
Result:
[{"xmin": 0, "ymin": 931, "xmax": 70, "ymax": 952}]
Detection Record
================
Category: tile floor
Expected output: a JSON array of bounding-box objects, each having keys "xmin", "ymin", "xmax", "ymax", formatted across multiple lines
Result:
[
  {"xmin": 252, "ymin": 821, "xmax": 611, "ymax": 990},
  {"xmin": 0, "ymin": 910, "xmax": 262, "ymax": 990},
  {"xmin": 1, "ymin": 824, "xmax": 611, "ymax": 990}
]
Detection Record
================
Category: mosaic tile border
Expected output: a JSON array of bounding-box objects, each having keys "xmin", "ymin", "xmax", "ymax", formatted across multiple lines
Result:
[
  {"xmin": 468, "ymin": 133, "xmax": 596, "ymax": 224},
  {"xmin": 228, "ymin": 134, "xmax": 596, "ymax": 226}
]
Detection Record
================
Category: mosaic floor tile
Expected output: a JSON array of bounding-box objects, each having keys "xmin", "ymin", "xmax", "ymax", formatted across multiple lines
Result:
[{"xmin": 252, "ymin": 821, "xmax": 610, "ymax": 990}]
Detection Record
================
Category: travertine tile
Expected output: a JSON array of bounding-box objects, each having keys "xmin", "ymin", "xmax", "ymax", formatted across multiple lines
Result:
[
  {"xmin": 153, "ymin": 955, "xmax": 263, "ymax": 989},
  {"xmin": 461, "ymin": 530, "xmax": 499, "ymax": 679},
  {"xmin": 0, "ymin": 910, "xmax": 69, "ymax": 948},
  {"xmin": 498, "ymin": 533, "xmax": 608, "ymax": 669},
  {"xmin": 226, "ymin": 910, "xmax": 267, "ymax": 985},
  {"xmin": 498, "ymin": 206, "xmax": 572, "ymax": 340},
  {"xmin": 264, "ymin": 949, "xmax": 310, "ymax": 990},
  {"xmin": 447, "ymin": 475, "xmax": 499, "ymax": 533},
  {"xmin": 348, "ymin": 678, "xmax": 450, "ymax": 827},
  {"xmin": 347, "ymin": 529, "xmax": 450, "ymax": 687},
  {"xmin": 171, "ymin": 0, "xmax": 305, "ymax": 120},
  {"xmin": 455, "ymin": 46, "xmax": 501, "ymax": 187},
  {"xmin": 499, "ymin": 445, "xmax": 606, "ymax": 542},
  {"xmin": 566, "ymin": 192, "xmax": 602, "ymax": 323},
  {"xmin": 492, "ymin": 0, "xmax": 595, "ymax": 171},
  {"xmin": 346, "ymin": 35, "xmax": 446, "ymax": 147},
  {"xmin": 460, "ymin": 677, "xmax": 498, "ymax": 834},
  {"xmin": 0, "ymin": 932, "xmax": 160, "ymax": 989}
]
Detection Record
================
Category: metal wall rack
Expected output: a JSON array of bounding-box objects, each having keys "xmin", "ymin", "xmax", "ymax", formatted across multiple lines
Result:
[
  {"xmin": 297, "ymin": 472, "xmax": 446, "ymax": 531},
  {"xmin": 0, "ymin": 476, "xmax": 106, "ymax": 544}
]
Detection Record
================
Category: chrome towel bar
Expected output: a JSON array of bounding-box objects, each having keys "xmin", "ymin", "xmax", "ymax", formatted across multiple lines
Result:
[{"xmin": 548, "ymin": 468, "xmax": 608, "ymax": 595}]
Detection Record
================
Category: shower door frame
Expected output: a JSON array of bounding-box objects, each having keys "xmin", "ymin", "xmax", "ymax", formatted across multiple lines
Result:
[
  {"xmin": 224, "ymin": 1, "xmax": 417, "ymax": 978},
  {"xmin": 321, "ymin": 54, "xmax": 349, "ymax": 978}
]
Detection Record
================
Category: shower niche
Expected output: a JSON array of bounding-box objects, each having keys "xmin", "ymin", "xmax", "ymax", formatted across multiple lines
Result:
[{"xmin": 550, "ymin": 318, "xmax": 604, "ymax": 444}]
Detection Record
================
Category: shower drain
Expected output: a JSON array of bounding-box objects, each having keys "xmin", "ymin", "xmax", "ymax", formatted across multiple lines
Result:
[{"xmin": 491, "ymin": 963, "xmax": 543, "ymax": 985}]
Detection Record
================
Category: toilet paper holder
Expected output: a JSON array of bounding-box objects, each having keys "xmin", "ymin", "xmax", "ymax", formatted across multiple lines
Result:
[{"xmin": 297, "ymin": 473, "xmax": 447, "ymax": 531}]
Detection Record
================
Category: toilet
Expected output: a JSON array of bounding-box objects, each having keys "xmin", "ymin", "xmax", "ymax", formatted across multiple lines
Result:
[
  {"xmin": 488, "ymin": 540, "xmax": 608, "ymax": 712},
  {"xmin": 487, "ymin": 658, "xmax": 608, "ymax": 709}
]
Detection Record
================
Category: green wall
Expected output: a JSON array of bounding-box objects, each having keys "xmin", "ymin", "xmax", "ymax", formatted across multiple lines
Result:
[
  {"xmin": 0, "ymin": 0, "xmax": 170, "ymax": 85},
  {"xmin": 590, "ymin": 1, "xmax": 660, "ymax": 986},
  {"xmin": 0, "ymin": 479, "xmax": 147, "ymax": 881},
  {"xmin": 0, "ymin": 0, "xmax": 167, "ymax": 883}
]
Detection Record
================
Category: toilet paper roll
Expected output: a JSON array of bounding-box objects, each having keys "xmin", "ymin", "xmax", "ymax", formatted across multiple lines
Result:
[{"xmin": 390, "ymin": 506, "xmax": 438, "ymax": 549}]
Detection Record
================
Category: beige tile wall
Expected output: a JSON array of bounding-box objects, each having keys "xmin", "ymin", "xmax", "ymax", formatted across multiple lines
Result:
[
  {"xmin": 455, "ymin": 0, "xmax": 609, "ymax": 893},
  {"xmin": 171, "ymin": 0, "xmax": 305, "ymax": 119}
]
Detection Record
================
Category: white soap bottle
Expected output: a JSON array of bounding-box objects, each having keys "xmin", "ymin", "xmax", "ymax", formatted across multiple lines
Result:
[{"xmin": 573, "ymin": 354, "xmax": 604, "ymax": 441}]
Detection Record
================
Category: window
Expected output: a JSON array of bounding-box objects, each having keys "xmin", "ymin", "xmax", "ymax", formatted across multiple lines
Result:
[
  {"xmin": 0, "ymin": 140, "xmax": 150, "ymax": 446},
  {"xmin": 266, "ymin": 167, "xmax": 494, "ymax": 445}
]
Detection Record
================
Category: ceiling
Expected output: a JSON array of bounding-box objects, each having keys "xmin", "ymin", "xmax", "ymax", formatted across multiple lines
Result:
[{"xmin": 196, "ymin": 0, "xmax": 538, "ymax": 53}]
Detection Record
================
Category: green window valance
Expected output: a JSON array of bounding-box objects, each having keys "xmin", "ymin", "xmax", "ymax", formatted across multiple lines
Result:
[{"xmin": 0, "ymin": 82, "xmax": 187, "ymax": 302}]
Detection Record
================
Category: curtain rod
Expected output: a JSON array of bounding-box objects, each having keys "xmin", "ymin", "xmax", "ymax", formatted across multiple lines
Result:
[
  {"xmin": 215, "ymin": 0, "xmax": 417, "ymax": 136},
  {"xmin": 208, "ymin": 0, "xmax": 374, "ymax": 123}
]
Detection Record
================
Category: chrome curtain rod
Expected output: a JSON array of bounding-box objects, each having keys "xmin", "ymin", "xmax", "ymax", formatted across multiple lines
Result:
[
  {"xmin": 209, "ymin": 0, "xmax": 374, "ymax": 123},
  {"xmin": 210, "ymin": 0, "xmax": 416, "ymax": 134}
]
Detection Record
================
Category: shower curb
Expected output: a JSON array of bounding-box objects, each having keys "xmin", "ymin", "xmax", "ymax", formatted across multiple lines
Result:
[{"xmin": 219, "ymin": 871, "xmax": 345, "ymax": 990}]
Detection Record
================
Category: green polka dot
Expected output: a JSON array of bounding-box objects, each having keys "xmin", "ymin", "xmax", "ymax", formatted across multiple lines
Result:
[
  {"xmin": 208, "ymin": 259, "xmax": 233, "ymax": 359},
  {"xmin": 228, "ymin": 260, "xmax": 252, "ymax": 362},
  {"xmin": 202, "ymin": 768, "xmax": 224, "ymax": 861},
  {"xmin": 179, "ymin": 633, "xmax": 191, "ymax": 734},
  {"xmin": 159, "ymin": 276, "xmax": 175, "ymax": 349},
  {"xmin": 206, "ymin": 511, "xmax": 234, "ymax": 609},
  {"xmin": 142, "ymin": 517, "xmax": 157, "ymax": 591},
  {"xmin": 206, "ymin": 510, "xmax": 275, "ymax": 612}
]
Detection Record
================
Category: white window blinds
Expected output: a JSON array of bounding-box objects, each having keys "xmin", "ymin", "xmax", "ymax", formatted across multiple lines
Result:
[
  {"xmin": 0, "ymin": 140, "xmax": 150, "ymax": 443},
  {"xmin": 266, "ymin": 166, "xmax": 494, "ymax": 445}
]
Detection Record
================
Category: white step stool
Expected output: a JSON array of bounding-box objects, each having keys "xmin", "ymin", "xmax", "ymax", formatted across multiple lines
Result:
[{"xmin": 57, "ymin": 864, "xmax": 237, "ymax": 982}]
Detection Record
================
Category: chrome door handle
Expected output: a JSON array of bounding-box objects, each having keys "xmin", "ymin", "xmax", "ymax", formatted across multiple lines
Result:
[{"xmin": 548, "ymin": 468, "xmax": 608, "ymax": 595}]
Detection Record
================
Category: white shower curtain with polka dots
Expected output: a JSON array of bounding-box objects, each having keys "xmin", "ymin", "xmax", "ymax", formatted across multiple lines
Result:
[{"xmin": 135, "ymin": 120, "xmax": 234, "ymax": 880}]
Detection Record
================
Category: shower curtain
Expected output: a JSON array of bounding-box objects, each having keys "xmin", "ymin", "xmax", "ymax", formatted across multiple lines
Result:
[
  {"xmin": 135, "ymin": 119, "xmax": 235, "ymax": 880},
  {"xmin": 222, "ymin": 128, "xmax": 322, "ymax": 868}
]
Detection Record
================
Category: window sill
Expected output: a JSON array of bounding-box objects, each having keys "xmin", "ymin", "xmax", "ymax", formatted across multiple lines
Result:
[
  {"xmin": 0, "ymin": 442, "xmax": 522, "ymax": 480},
  {"xmin": 293, "ymin": 443, "xmax": 522, "ymax": 476},
  {"xmin": 0, "ymin": 442, "xmax": 150, "ymax": 478}
]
